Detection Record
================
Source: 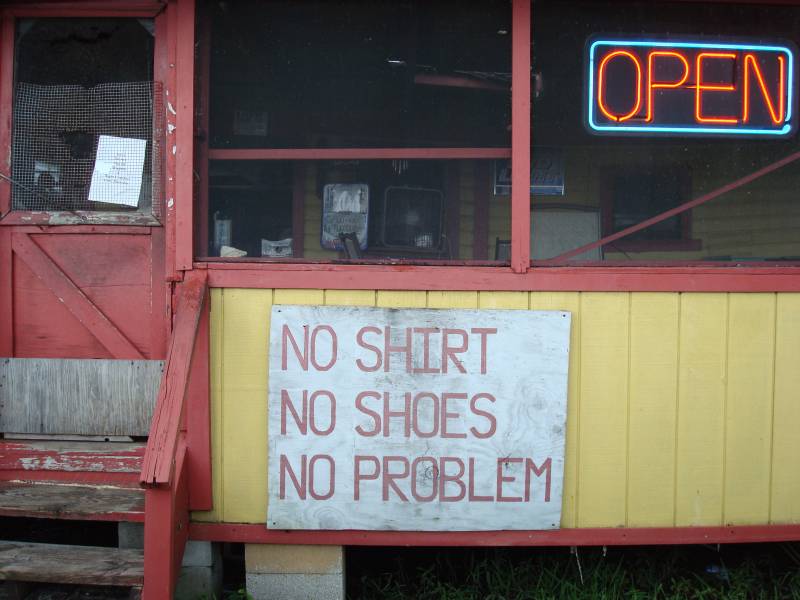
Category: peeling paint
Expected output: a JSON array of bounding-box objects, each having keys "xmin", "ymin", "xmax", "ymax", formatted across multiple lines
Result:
[{"xmin": 167, "ymin": 102, "xmax": 177, "ymax": 115}]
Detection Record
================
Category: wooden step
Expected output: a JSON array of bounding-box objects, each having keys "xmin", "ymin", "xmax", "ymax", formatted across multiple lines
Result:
[
  {"xmin": 0, "ymin": 481, "xmax": 144, "ymax": 522},
  {"xmin": 0, "ymin": 440, "xmax": 145, "ymax": 474},
  {"xmin": 0, "ymin": 541, "xmax": 143, "ymax": 587}
]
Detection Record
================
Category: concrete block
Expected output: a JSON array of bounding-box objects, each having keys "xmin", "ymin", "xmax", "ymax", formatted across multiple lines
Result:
[
  {"xmin": 245, "ymin": 544, "xmax": 343, "ymax": 575},
  {"xmin": 175, "ymin": 564, "xmax": 223, "ymax": 600},
  {"xmin": 118, "ymin": 522, "xmax": 144, "ymax": 550},
  {"xmin": 246, "ymin": 573, "xmax": 344, "ymax": 600},
  {"xmin": 182, "ymin": 540, "xmax": 215, "ymax": 567}
]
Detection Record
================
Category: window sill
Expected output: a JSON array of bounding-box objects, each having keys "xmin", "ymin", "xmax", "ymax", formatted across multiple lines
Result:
[
  {"xmin": 0, "ymin": 211, "xmax": 161, "ymax": 227},
  {"xmin": 193, "ymin": 260, "xmax": 800, "ymax": 293}
]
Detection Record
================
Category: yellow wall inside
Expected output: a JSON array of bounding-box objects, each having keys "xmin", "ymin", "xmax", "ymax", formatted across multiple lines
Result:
[{"xmin": 195, "ymin": 289, "xmax": 800, "ymax": 528}]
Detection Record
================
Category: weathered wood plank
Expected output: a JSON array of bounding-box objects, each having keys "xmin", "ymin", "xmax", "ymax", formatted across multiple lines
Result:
[
  {"xmin": 0, "ymin": 541, "xmax": 143, "ymax": 586},
  {"xmin": 0, "ymin": 359, "xmax": 163, "ymax": 436},
  {"xmin": 0, "ymin": 440, "xmax": 144, "ymax": 473},
  {"xmin": 0, "ymin": 480, "xmax": 144, "ymax": 521}
]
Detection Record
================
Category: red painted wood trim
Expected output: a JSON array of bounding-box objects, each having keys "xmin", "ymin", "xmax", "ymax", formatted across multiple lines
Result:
[
  {"xmin": 189, "ymin": 523, "xmax": 800, "ymax": 547},
  {"xmin": 174, "ymin": 0, "xmax": 196, "ymax": 271},
  {"xmin": 161, "ymin": 2, "xmax": 178, "ymax": 281},
  {"xmin": 9, "ymin": 225, "xmax": 150, "ymax": 235},
  {"xmin": 0, "ymin": 212, "xmax": 160, "ymax": 226},
  {"xmin": 208, "ymin": 148, "xmax": 512, "ymax": 161},
  {"xmin": 140, "ymin": 269, "xmax": 207, "ymax": 486},
  {"xmin": 143, "ymin": 438, "xmax": 188, "ymax": 600},
  {"xmin": 554, "ymin": 150, "xmax": 800, "ymax": 262},
  {"xmin": 199, "ymin": 263, "xmax": 800, "ymax": 293},
  {"xmin": 186, "ymin": 286, "xmax": 212, "ymax": 511},
  {"xmin": 0, "ymin": 15, "xmax": 14, "ymax": 218},
  {"xmin": 472, "ymin": 164, "xmax": 490, "ymax": 260},
  {"xmin": 291, "ymin": 163, "xmax": 306, "ymax": 259},
  {"xmin": 0, "ymin": 469, "xmax": 140, "ymax": 486},
  {"xmin": 150, "ymin": 226, "xmax": 169, "ymax": 359},
  {"xmin": 195, "ymin": 6, "xmax": 211, "ymax": 259},
  {"xmin": 510, "ymin": 0, "xmax": 531, "ymax": 274},
  {"xmin": 0, "ymin": 227, "xmax": 11, "ymax": 356},
  {"xmin": 11, "ymin": 232, "xmax": 145, "ymax": 358},
  {"xmin": 0, "ymin": 441, "xmax": 144, "ymax": 474}
]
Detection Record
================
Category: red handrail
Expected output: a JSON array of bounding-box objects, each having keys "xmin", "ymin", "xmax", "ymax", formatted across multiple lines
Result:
[{"xmin": 140, "ymin": 269, "xmax": 208, "ymax": 486}]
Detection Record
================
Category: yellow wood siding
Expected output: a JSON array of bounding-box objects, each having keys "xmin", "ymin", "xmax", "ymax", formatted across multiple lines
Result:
[{"xmin": 196, "ymin": 290, "xmax": 800, "ymax": 528}]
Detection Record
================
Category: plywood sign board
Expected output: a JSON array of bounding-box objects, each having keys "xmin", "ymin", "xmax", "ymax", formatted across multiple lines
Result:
[{"xmin": 268, "ymin": 306, "xmax": 571, "ymax": 531}]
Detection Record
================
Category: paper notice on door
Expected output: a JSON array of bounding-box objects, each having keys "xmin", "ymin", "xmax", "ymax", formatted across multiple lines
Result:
[{"xmin": 88, "ymin": 135, "xmax": 147, "ymax": 207}]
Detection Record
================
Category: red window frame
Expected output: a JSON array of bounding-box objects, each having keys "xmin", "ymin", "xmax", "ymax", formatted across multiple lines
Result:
[{"xmin": 0, "ymin": 1, "xmax": 169, "ymax": 227}]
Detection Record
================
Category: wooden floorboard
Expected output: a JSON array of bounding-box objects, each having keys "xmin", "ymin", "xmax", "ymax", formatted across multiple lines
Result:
[
  {"xmin": 0, "ymin": 541, "xmax": 144, "ymax": 587},
  {"xmin": 0, "ymin": 481, "xmax": 144, "ymax": 522}
]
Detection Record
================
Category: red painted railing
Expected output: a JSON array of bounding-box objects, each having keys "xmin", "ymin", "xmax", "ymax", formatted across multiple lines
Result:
[{"xmin": 139, "ymin": 269, "xmax": 209, "ymax": 599}]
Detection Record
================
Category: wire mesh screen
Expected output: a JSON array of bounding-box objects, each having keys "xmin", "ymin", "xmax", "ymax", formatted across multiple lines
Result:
[{"xmin": 11, "ymin": 81, "xmax": 164, "ymax": 216}]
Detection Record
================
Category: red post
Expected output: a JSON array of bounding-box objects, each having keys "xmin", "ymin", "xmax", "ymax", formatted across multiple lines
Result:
[
  {"xmin": 510, "ymin": 0, "xmax": 531, "ymax": 273},
  {"xmin": 0, "ymin": 13, "xmax": 14, "ymax": 217},
  {"xmin": 174, "ymin": 0, "xmax": 196, "ymax": 271},
  {"xmin": 142, "ymin": 442, "xmax": 189, "ymax": 600}
]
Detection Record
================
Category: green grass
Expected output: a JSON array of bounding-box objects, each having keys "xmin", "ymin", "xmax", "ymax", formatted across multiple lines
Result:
[{"xmin": 348, "ymin": 544, "xmax": 800, "ymax": 600}]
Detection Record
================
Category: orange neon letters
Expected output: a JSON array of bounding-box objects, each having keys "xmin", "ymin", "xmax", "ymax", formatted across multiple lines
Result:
[
  {"xmin": 743, "ymin": 53, "xmax": 785, "ymax": 124},
  {"xmin": 695, "ymin": 52, "xmax": 738, "ymax": 124},
  {"xmin": 597, "ymin": 50, "xmax": 643, "ymax": 122},
  {"xmin": 646, "ymin": 51, "xmax": 690, "ymax": 122}
]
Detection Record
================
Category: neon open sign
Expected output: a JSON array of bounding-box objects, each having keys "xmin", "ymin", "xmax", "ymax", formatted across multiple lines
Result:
[{"xmin": 586, "ymin": 39, "xmax": 796, "ymax": 136}]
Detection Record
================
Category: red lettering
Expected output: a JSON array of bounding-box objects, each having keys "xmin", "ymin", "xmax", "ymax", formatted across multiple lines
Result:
[
  {"xmin": 382, "ymin": 456, "xmax": 410, "ymax": 501},
  {"xmin": 646, "ymin": 50, "xmax": 690, "ymax": 122},
  {"xmin": 496, "ymin": 458, "xmax": 523, "ymax": 502},
  {"xmin": 382, "ymin": 392, "xmax": 411, "ymax": 437},
  {"xmin": 355, "ymin": 326, "xmax": 382, "ymax": 372},
  {"xmin": 469, "ymin": 393, "xmax": 497, "ymax": 439},
  {"xmin": 410, "ymin": 457, "xmax": 439, "ymax": 502},
  {"xmin": 280, "ymin": 389, "xmax": 307, "ymax": 435},
  {"xmin": 354, "ymin": 391, "xmax": 381, "ymax": 437},
  {"xmin": 308, "ymin": 454, "xmax": 335, "ymax": 500},
  {"xmin": 309, "ymin": 325, "xmax": 337, "ymax": 371},
  {"xmin": 440, "ymin": 393, "xmax": 467, "ymax": 439},
  {"xmin": 439, "ymin": 457, "xmax": 466, "ymax": 502},
  {"xmin": 597, "ymin": 50, "xmax": 643, "ymax": 122},
  {"xmin": 743, "ymin": 53, "xmax": 785, "ymax": 124},
  {"xmin": 411, "ymin": 392, "xmax": 439, "ymax": 438},
  {"xmin": 279, "ymin": 454, "xmax": 306, "ymax": 500},
  {"xmin": 471, "ymin": 328, "xmax": 497, "ymax": 374},
  {"xmin": 308, "ymin": 390, "xmax": 336, "ymax": 436},
  {"xmin": 468, "ymin": 458, "xmax": 493, "ymax": 501},
  {"xmin": 281, "ymin": 324, "xmax": 308, "ymax": 371},
  {"xmin": 524, "ymin": 457, "xmax": 552, "ymax": 503},
  {"xmin": 384, "ymin": 326, "xmax": 413, "ymax": 373},
  {"xmin": 695, "ymin": 52, "xmax": 738, "ymax": 124},
  {"xmin": 353, "ymin": 455, "xmax": 380, "ymax": 501},
  {"xmin": 441, "ymin": 329, "xmax": 468, "ymax": 374},
  {"xmin": 412, "ymin": 327, "xmax": 440, "ymax": 374}
]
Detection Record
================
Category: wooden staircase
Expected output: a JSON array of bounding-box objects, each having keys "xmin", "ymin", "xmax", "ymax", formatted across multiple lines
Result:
[
  {"xmin": 0, "ymin": 439, "xmax": 146, "ymax": 597},
  {"xmin": 0, "ymin": 269, "xmax": 211, "ymax": 599}
]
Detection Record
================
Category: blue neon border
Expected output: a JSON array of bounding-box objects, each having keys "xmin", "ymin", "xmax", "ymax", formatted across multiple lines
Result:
[{"xmin": 587, "ymin": 39, "xmax": 795, "ymax": 136}]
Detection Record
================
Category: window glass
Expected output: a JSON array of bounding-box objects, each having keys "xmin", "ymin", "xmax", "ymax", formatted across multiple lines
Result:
[
  {"xmin": 11, "ymin": 19, "xmax": 159, "ymax": 214},
  {"xmin": 206, "ymin": 0, "xmax": 511, "ymax": 149},
  {"xmin": 531, "ymin": 1, "xmax": 800, "ymax": 263},
  {"xmin": 205, "ymin": 159, "xmax": 508, "ymax": 263}
]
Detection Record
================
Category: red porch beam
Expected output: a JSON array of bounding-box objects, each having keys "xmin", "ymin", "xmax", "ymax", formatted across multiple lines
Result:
[{"xmin": 510, "ymin": 0, "xmax": 531, "ymax": 273}]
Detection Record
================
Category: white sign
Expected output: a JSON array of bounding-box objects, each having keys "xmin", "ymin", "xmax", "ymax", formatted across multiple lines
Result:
[
  {"xmin": 88, "ymin": 135, "xmax": 147, "ymax": 207},
  {"xmin": 268, "ymin": 306, "xmax": 571, "ymax": 531}
]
